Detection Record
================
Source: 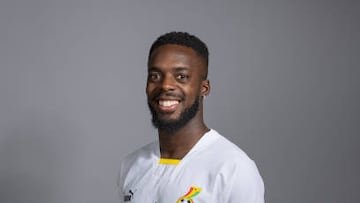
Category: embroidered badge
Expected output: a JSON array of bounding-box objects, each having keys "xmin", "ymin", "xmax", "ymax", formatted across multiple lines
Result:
[
  {"xmin": 124, "ymin": 189, "xmax": 135, "ymax": 202},
  {"xmin": 176, "ymin": 186, "xmax": 202, "ymax": 203}
]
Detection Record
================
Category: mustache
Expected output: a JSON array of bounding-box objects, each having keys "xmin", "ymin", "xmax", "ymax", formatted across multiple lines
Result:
[{"xmin": 149, "ymin": 91, "xmax": 184, "ymax": 101}]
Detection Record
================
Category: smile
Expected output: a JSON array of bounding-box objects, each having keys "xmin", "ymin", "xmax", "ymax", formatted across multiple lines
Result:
[
  {"xmin": 156, "ymin": 100, "xmax": 180, "ymax": 112},
  {"xmin": 159, "ymin": 100, "xmax": 179, "ymax": 107}
]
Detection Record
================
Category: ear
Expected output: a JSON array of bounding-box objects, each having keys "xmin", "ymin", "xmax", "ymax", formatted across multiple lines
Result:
[{"xmin": 201, "ymin": 79, "xmax": 210, "ymax": 97}]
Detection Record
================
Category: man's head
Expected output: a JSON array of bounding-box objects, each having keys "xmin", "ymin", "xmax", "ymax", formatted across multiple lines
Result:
[
  {"xmin": 146, "ymin": 32, "xmax": 210, "ymax": 133},
  {"xmin": 148, "ymin": 32, "xmax": 209, "ymax": 80}
]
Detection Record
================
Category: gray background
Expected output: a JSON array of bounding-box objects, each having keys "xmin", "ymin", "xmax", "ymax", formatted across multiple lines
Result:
[{"xmin": 0, "ymin": 0, "xmax": 359, "ymax": 202}]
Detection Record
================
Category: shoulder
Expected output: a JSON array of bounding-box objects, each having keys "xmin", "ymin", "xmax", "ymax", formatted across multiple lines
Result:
[
  {"xmin": 208, "ymin": 130, "xmax": 265, "ymax": 202},
  {"xmin": 209, "ymin": 130, "xmax": 262, "ymax": 173},
  {"xmin": 203, "ymin": 129, "xmax": 255, "ymax": 164},
  {"xmin": 191, "ymin": 130, "xmax": 263, "ymax": 182},
  {"xmin": 119, "ymin": 141, "xmax": 158, "ymax": 175}
]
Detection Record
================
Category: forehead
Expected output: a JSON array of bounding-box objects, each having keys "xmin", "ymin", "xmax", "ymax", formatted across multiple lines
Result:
[{"xmin": 148, "ymin": 44, "xmax": 205, "ymax": 71}]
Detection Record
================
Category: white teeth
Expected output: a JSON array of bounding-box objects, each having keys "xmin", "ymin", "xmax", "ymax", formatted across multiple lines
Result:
[{"xmin": 159, "ymin": 100, "xmax": 179, "ymax": 107}]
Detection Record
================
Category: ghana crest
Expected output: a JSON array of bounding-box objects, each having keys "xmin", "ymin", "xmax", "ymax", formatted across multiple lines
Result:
[{"xmin": 176, "ymin": 186, "xmax": 202, "ymax": 203}]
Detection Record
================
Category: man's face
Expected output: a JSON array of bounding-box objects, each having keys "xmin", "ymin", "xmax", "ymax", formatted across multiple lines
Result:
[{"xmin": 146, "ymin": 44, "xmax": 208, "ymax": 132}]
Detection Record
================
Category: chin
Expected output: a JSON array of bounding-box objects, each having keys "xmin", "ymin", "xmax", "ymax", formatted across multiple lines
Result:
[{"xmin": 149, "ymin": 96, "xmax": 200, "ymax": 133}]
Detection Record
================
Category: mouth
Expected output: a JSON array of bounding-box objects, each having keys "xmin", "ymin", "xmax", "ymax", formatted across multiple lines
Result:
[
  {"xmin": 157, "ymin": 99, "xmax": 180, "ymax": 112},
  {"xmin": 148, "ymin": 91, "xmax": 184, "ymax": 114}
]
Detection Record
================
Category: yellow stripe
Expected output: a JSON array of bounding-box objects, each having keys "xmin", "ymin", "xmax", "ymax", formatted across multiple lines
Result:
[{"xmin": 158, "ymin": 158, "xmax": 180, "ymax": 165}]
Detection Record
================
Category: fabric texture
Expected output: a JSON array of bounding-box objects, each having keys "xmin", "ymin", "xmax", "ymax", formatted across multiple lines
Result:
[{"xmin": 118, "ymin": 129, "xmax": 265, "ymax": 203}]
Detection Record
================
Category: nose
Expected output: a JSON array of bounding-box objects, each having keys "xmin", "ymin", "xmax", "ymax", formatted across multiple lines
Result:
[{"xmin": 161, "ymin": 74, "xmax": 176, "ymax": 91}]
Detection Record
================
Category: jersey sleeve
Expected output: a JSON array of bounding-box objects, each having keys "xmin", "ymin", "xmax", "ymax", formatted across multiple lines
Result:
[
  {"xmin": 117, "ymin": 163, "xmax": 126, "ymax": 203},
  {"xmin": 227, "ymin": 160, "xmax": 265, "ymax": 203}
]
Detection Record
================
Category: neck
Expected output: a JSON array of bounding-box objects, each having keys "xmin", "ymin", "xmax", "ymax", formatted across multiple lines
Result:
[{"xmin": 158, "ymin": 115, "xmax": 209, "ymax": 160}]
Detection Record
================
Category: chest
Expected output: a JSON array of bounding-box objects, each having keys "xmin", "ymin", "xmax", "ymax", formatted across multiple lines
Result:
[{"xmin": 121, "ymin": 162, "xmax": 228, "ymax": 203}]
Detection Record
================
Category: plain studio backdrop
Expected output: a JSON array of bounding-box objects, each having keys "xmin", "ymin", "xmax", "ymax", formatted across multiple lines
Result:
[{"xmin": 0, "ymin": 0, "xmax": 359, "ymax": 202}]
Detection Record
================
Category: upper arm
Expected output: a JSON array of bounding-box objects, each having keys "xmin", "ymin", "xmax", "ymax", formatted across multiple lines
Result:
[{"xmin": 227, "ymin": 160, "xmax": 265, "ymax": 203}]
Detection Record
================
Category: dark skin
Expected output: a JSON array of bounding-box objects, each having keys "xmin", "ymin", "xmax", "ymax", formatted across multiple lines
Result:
[{"xmin": 146, "ymin": 44, "xmax": 210, "ymax": 159}]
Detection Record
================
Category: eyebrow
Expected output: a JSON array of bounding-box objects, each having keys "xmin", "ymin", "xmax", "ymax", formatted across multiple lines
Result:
[
  {"xmin": 148, "ymin": 66, "xmax": 161, "ymax": 72},
  {"xmin": 148, "ymin": 66, "xmax": 190, "ymax": 72},
  {"xmin": 174, "ymin": 67, "xmax": 190, "ymax": 72}
]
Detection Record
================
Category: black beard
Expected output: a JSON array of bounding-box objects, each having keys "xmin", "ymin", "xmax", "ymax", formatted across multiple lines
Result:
[{"xmin": 148, "ymin": 96, "xmax": 200, "ymax": 133}]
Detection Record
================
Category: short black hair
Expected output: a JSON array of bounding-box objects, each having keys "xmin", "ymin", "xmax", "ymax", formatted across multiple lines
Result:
[{"xmin": 148, "ymin": 31, "xmax": 209, "ymax": 79}]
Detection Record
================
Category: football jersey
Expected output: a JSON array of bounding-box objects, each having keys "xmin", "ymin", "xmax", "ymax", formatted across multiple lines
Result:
[{"xmin": 118, "ymin": 129, "xmax": 264, "ymax": 203}]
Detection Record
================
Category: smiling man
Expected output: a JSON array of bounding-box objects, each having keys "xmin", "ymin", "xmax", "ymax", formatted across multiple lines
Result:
[{"xmin": 118, "ymin": 32, "xmax": 265, "ymax": 203}]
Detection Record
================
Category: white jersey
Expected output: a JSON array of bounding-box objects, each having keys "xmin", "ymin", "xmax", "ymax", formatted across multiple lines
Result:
[{"xmin": 118, "ymin": 129, "xmax": 264, "ymax": 203}]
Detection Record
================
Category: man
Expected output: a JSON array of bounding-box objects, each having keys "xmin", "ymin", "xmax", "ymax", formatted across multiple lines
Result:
[{"xmin": 118, "ymin": 32, "xmax": 265, "ymax": 203}]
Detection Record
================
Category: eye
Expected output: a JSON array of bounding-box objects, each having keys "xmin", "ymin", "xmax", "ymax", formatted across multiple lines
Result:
[
  {"xmin": 176, "ymin": 74, "xmax": 189, "ymax": 81},
  {"xmin": 148, "ymin": 72, "xmax": 161, "ymax": 82}
]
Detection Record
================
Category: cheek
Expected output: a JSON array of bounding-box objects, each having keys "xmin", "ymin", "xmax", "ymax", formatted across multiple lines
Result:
[
  {"xmin": 145, "ymin": 88, "xmax": 153, "ymax": 100},
  {"xmin": 184, "ymin": 88, "xmax": 201, "ymax": 101},
  {"xmin": 146, "ymin": 83, "xmax": 154, "ymax": 94},
  {"xmin": 189, "ymin": 82, "xmax": 202, "ymax": 96}
]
